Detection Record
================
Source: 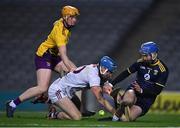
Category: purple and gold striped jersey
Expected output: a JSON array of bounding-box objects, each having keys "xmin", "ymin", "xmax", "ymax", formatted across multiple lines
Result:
[{"xmin": 36, "ymin": 18, "xmax": 71, "ymax": 57}]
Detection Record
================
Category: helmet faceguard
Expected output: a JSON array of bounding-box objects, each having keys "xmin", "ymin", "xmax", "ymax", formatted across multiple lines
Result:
[{"xmin": 99, "ymin": 56, "xmax": 117, "ymax": 80}]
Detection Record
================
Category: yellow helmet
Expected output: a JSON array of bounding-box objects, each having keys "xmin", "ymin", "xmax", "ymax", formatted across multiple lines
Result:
[{"xmin": 61, "ymin": 5, "xmax": 80, "ymax": 17}]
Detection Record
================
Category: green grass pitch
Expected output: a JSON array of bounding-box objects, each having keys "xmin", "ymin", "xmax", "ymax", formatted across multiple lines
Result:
[{"xmin": 0, "ymin": 111, "xmax": 180, "ymax": 127}]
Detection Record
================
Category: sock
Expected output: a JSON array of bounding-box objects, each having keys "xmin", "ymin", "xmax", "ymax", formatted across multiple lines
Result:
[
  {"xmin": 112, "ymin": 114, "xmax": 119, "ymax": 121},
  {"xmin": 9, "ymin": 101, "xmax": 16, "ymax": 108},
  {"xmin": 55, "ymin": 112, "xmax": 59, "ymax": 119},
  {"xmin": 11, "ymin": 97, "xmax": 21, "ymax": 107}
]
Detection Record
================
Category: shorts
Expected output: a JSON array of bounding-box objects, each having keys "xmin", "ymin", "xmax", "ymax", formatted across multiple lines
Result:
[
  {"xmin": 48, "ymin": 78, "xmax": 74, "ymax": 103},
  {"xmin": 126, "ymin": 85, "xmax": 156, "ymax": 116},
  {"xmin": 35, "ymin": 51, "xmax": 61, "ymax": 70}
]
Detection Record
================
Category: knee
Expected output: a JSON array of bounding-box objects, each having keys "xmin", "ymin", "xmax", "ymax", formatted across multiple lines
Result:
[
  {"xmin": 122, "ymin": 98, "xmax": 134, "ymax": 106},
  {"xmin": 36, "ymin": 86, "xmax": 48, "ymax": 94},
  {"xmin": 72, "ymin": 113, "xmax": 82, "ymax": 120}
]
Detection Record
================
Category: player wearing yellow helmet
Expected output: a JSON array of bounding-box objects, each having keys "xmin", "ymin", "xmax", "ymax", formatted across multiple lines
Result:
[
  {"xmin": 6, "ymin": 5, "xmax": 80, "ymax": 118},
  {"xmin": 62, "ymin": 5, "xmax": 80, "ymax": 17}
]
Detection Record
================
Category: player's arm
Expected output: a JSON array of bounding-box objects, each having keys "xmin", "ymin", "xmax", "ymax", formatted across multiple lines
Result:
[
  {"xmin": 53, "ymin": 25, "xmax": 77, "ymax": 72},
  {"xmin": 111, "ymin": 70, "xmax": 130, "ymax": 85},
  {"xmin": 58, "ymin": 45, "xmax": 77, "ymax": 71},
  {"xmin": 111, "ymin": 62, "xmax": 139, "ymax": 86},
  {"xmin": 132, "ymin": 81, "xmax": 163, "ymax": 96},
  {"xmin": 133, "ymin": 70, "xmax": 169, "ymax": 96},
  {"xmin": 91, "ymin": 86, "xmax": 116, "ymax": 114}
]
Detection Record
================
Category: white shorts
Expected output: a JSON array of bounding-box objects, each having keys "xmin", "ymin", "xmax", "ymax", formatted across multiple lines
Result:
[{"xmin": 48, "ymin": 78, "xmax": 71, "ymax": 104}]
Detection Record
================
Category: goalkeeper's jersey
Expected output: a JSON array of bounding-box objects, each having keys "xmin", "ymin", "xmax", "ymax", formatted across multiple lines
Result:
[{"xmin": 36, "ymin": 18, "xmax": 71, "ymax": 57}]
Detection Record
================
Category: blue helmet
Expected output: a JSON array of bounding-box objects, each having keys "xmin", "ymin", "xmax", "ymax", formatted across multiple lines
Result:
[
  {"xmin": 99, "ymin": 56, "xmax": 117, "ymax": 73},
  {"xmin": 139, "ymin": 41, "xmax": 159, "ymax": 55}
]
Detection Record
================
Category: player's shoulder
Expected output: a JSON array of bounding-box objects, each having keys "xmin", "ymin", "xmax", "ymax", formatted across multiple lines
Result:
[
  {"xmin": 85, "ymin": 64, "xmax": 99, "ymax": 73},
  {"xmin": 86, "ymin": 64, "xmax": 98, "ymax": 70},
  {"xmin": 154, "ymin": 59, "xmax": 168, "ymax": 73},
  {"xmin": 53, "ymin": 18, "xmax": 64, "ymax": 28},
  {"xmin": 159, "ymin": 59, "xmax": 169, "ymax": 72},
  {"xmin": 129, "ymin": 59, "xmax": 142, "ymax": 67}
]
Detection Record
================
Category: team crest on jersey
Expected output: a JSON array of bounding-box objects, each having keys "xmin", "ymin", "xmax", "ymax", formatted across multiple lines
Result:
[
  {"xmin": 153, "ymin": 70, "xmax": 158, "ymax": 75},
  {"xmin": 144, "ymin": 73, "xmax": 150, "ymax": 80}
]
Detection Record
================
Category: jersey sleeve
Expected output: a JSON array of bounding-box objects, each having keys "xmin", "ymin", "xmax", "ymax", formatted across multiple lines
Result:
[
  {"xmin": 111, "ymin": 70, "xmax": 130, "ymax": 85},
  {"xmin": 87, "ymin": 67, "xmax": 101, "ymax": 87},
  {"xmin": 111, "ymin": 62, "xmax": 139, "ymax": 86},
  {"xmin": 127, "ymin": 62, "xmax": 139, "ymax": 74}
]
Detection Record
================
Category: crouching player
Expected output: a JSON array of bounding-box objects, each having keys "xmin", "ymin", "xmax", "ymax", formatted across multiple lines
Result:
[
  {"xmin": 48, "ymin": 56, "xmax": 117, "ymax": 120},
  {"xmin": 110, "ymin": 42, "xmax": 169, "ymax": 121}
]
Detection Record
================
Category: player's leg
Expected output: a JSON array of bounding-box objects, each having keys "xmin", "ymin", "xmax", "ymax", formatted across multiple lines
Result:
[
  {"xmin": 113, "ymin": 89, "xmax": 136, "ymax": 121},
  {"xmin": 19, "ymin": 69, "xmax": 52, "ymax": 101},
  {"xmin": 31, "ymin": 59, "xmax": 66, "ymax": 104},
  {"xmin": 56, "ymin": 112, "xmax": 71, "ymax": 120},
  {"xmin": 46, "ymin": 61, "xmax": 70, "ymax": 119},
  {"xmin": 55, "ymin": 97, "xmax": 82, "ymax": 120},
  {"xmin": 48, "ymin": 80, "xmax": 82, "ymax": 120},
  {"xmin": 128, "ymin": 105, "xmax": 142, "ymax": 121},
  {"xmin": 6, "ymin": 69, "xmax": 52, "ymax": 117},
  {"xmin": 128, "ymin": 96, "xmax": 155, "ymax": 121},
  {"xmin": 121, "ymin": 89, "xmax": 136, "ymax": 106},
  {"xmin": 54, "ymin": 61, "xmax": 69, "ymax": 73},
  {"xmin": 47, "ymin": 105, "xmax": 71, "ymax": 120}
]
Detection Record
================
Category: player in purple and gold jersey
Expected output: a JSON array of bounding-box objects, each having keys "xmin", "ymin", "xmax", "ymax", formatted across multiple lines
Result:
[{"xmin": 6, "ymin": 5, "xmax": 80, "ymax": 118}]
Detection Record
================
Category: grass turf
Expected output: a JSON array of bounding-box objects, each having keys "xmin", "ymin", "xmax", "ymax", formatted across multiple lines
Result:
[{"xmin": 0, "ymin": 111, "xmax": 180, "ymax": 127}]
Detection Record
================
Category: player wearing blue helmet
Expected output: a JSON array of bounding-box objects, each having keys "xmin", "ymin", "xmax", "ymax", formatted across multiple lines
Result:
[
  {"xmin": 100, "ymin": 56, "xmax": 117, "ymax": 73},
  {"xmin": 107, "ymin": 42, "xmax": 168, "ymax": 122},
  {"xmin": 99, "ymin": 56, "xmax": 117, "ymax": 81},
  {"xmin": 139, "ymin": 41, "xmax": 159, "ymax": 64},
  {"xmin": 45, "ymin": 56, "xmax": 117, "ymax": 120}
]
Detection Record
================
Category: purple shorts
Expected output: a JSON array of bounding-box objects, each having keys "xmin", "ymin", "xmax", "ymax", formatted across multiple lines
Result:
[{"xmin": 35, "ymin": 52, "xmax": 61, "ymax": 70}]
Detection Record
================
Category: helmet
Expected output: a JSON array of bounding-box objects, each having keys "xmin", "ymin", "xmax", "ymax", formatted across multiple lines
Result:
[
  {"xmin": 100, "ymin": 56, "xmax": 117, "ymax": 73},
  {"xmin": 61, "ymin": 5, "xmax": 80, "ymax": 17},
  {"xmin": 139, "ymin": 41, "xmax": 159, "ymax": 55}
]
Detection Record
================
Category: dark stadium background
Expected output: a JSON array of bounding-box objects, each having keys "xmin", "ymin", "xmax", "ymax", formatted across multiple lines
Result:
[{"xmin": 0, "ymin": 0, "xmax": 180, "ymax": 111}]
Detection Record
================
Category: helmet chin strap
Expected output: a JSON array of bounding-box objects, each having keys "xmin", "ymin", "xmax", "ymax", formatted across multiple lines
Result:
[
  {"xmin": 151, "ymin": 53, "xmax": 157, "ymax": 60},
  {"xmin": 100, "ymin": 66, "xmax": 108, "ymax": 75},
  {"xmin": 63, "ymin": 16, "xmax": 74, "ymax": 29}
]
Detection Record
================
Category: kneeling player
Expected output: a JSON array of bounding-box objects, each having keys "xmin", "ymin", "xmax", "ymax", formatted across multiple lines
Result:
[{"xmin": 48, "ymin": 56, "xmax": 117, "ymax": 120}]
